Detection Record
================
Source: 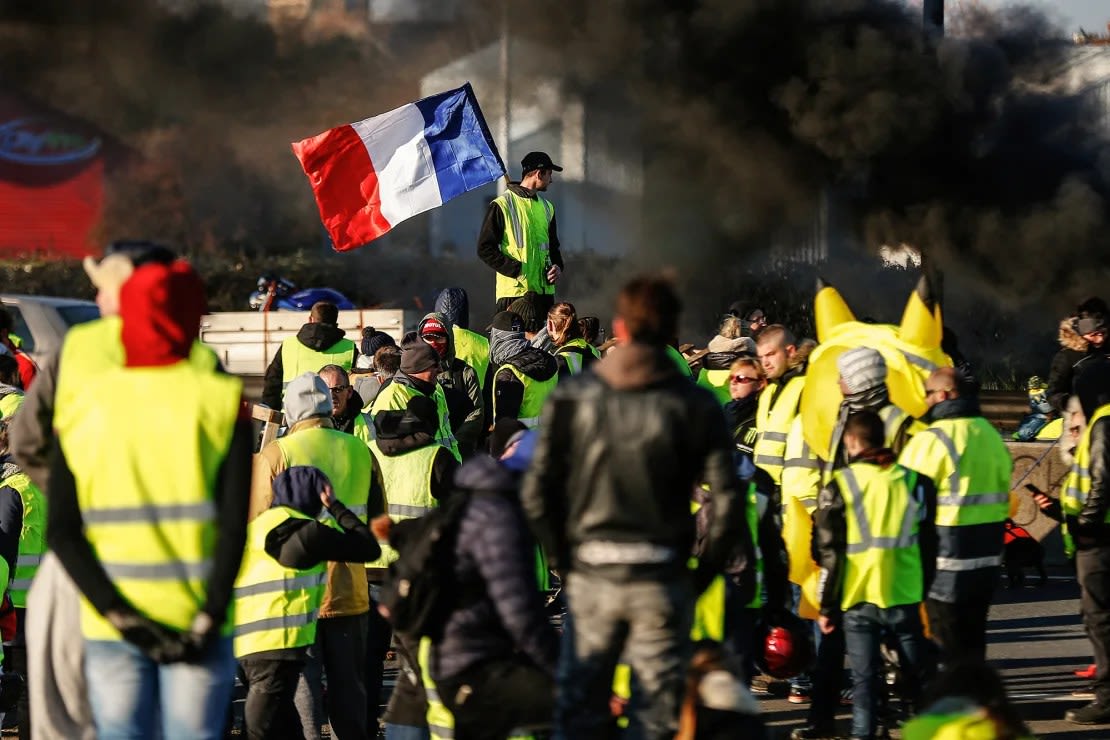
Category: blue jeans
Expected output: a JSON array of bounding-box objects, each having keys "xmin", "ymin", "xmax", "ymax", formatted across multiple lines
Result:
[
  {"xmin": 554, "ymin": 571, "xmax": 694, "ymax": 740},
  {"xmin": 842, "ymin": 603, "xmax": 930, "ymax": 739},
  {"xmin": 85, "ymin": 636, "xmax": 236, "ymax": 740},
  {"xmin": 384, "ymin": 725, "xmax": 430, "ymax": 740}
]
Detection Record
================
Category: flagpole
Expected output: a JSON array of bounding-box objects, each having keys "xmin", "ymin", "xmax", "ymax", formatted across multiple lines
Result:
[{"xmin": 498, "ymin": 0, "xmax": 510, "ymax": 194}]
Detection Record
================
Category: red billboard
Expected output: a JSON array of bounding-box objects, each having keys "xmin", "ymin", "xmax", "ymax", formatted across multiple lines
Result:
[{"xmin": 0, "ymin": 91, "xmax": 122, "ymax": 259}]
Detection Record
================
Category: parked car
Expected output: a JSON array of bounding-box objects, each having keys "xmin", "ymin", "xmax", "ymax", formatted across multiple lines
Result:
[{"xmin": 0, "ymin": 294, "xmax": 100, "ymax": 368}]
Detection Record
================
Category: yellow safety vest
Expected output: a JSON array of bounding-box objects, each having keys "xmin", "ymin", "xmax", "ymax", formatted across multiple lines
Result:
[
  {"xmin": 555, "ymin": 338, "xmax": 600, "ymax": 376},
  {"xmin": 1063, "ymin": 404, "xmax": 1110, "ymax": 520},
  {"xmin": 834, "ymin": 464, "xmax": 923, "ymax": 610},
  {"xmin": 492, "ymin": 190, "xmax": 555, "ymax": 300},
  {"xmin": 902, "ymin": 706, "xmax": 1023, "ymax": 740},
  {"xmin": 0, "ymin": 391, "xmax": 22, "ymax": 420},
  {"xmin": 353, "ymin": 413, "xmax": 373, "ymax": 448},
  {"xmin": 493, "ymin": 364, "xmax": 558, "ymax": 428},
  {"xmin": 696, "ymin": 367, "xmax": 732, "ymax": 405},
  {"xmin": 60, "ymin": 361, "xmax": 241, "ymax": 640},
  {"xmin": 233, "ymin": 506, "xmax": 327, "ymax": 658},
  {"xmin": 754, "ymin": 375, "xmax": 806, "ymax": 486},
  {"xmin": 279, "ymin": 335, "xmax": 355, "ymax": 394},
  {"xmin": 1, "ymin": 467, "xmax": 46, "ymax": 608},
  {"xmin": 275, "ymin": 427, "xmax": 372, "ymax": 521},
  {"xmin": 899, "ymin": 416, "xmax": 1012, "ymax": 578},
  {"xmin": 372, "ymin": 381, "xmax": 461, "ymax": 462},
  {"xmin": 54, "ymin": 316, "xmax": 219, "ymax": 436},
  {"xmin": 452, "ymin": 326, "xmax": 490, "ymax": 390},
  {"xmin": 365, "ymin": 441, "xmax": 439, "ymax": 567}
]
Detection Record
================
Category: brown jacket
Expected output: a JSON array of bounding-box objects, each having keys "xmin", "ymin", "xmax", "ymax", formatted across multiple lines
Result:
[{"xmin": 252, "ymin": 416, "xmax": 374, "ymax": 619}]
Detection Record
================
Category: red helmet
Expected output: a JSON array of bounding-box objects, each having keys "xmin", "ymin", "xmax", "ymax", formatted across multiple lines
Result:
[{"xmin": 757, "ymin": 613, "xmax": 815, "ymax": 679}]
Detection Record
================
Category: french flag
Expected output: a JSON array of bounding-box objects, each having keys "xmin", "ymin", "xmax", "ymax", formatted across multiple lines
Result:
[{"xmin": 292, "ymin": 83, "xmax": 505, "ymax": 252}]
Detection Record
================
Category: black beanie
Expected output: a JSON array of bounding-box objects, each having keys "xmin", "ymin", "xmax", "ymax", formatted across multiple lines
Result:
[
  {"xmin": 400, "ymin": 343, "xmax": 439, "ymax": 374},
  {"xmin": 361, "ymin": 326, "xmax": 396, "ymax": 357}
]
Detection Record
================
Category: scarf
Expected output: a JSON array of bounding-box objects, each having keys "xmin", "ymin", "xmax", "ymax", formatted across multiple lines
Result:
[{"xmin": 490, "ymin": 326, "xmax": 531, "ymax": 366}]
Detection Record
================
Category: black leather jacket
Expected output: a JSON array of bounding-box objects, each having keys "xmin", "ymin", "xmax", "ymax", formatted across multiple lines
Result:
[{"xmin": 520, "ymin": 342, "xmax": 752, "ymax": 587}]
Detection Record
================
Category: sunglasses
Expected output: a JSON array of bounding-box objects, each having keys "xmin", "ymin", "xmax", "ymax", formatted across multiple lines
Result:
[{"xmin": 730, "ymin": 375, "xmax": 760, "ymax": 384}]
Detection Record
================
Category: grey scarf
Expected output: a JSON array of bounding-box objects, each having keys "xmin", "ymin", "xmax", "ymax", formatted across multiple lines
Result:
[
  {"xmin": 827, "ymin": 387, "xmax": 891, "ymax": 469},
  {"xmin": 490, "ymin": 327, "xmax": 531, "ymax": 366}
]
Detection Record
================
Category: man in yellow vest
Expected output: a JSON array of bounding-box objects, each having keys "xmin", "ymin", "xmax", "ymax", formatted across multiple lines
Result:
[
  {"xmin": 489, "ymin": 311, "xmax": 558, "ymax": 429},
  {"xmin": 476, "ymin": 151, "xmax": 565, "ymax": 314},
  {"xmin": 373, "ymin": 344, "xmax": 461, "ymax": 462},
  {"xmin": 10, "ymin": 241, "xmax": 188, "ymax": 740},
  {"xmin": 236, "ymin": 465, "xmax": 381, "ymax": 740},
  {"xmin": 813, "ymin": 410, "xmax": 937, "ymax": 740},
  {"xmin": 47, "ymin": 259, "xmax": 252, "ymax": 739},
  {"xmin": 435, "ymin": 287, "xmax": 491, "ymax": 391},
  {"xmin": 261, "ymin": 301, "xmax": 358, "ymax": 410},
  {"xmin": 419, "ymin": 312, "xmax": 485, "ymax": 457},
  {"xmin": 1061, "ymin": 363, "xmax": 1110, "ymax": 725},
  {"xmin": 753, "ymin": 324, "xmax": 806, "ymax": 496},
  {"xmin": 899, "ymin": 367, "xmax": 1012, "ymax": 666},
  {"xmin": 252, "ymin": 372, "xmax": 381, "ymax": 740},
  {"xmin": 320, "ymin": 363, "xmax": 373, "ymax": 447}
]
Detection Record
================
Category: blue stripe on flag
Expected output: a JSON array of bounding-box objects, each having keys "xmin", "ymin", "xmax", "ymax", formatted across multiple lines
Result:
[{"xmin": 414, "ymin": 83, "xmax": 506, "ymax": 203}]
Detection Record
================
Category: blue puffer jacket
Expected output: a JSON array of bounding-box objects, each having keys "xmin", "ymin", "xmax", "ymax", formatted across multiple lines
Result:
[
  {"xmin": 435, "ymin": 287, "xmax": 471, "ymax": 331},
  {"xmin": 429, "ymin": 455, "xmax": 559, "ymax": 682}
]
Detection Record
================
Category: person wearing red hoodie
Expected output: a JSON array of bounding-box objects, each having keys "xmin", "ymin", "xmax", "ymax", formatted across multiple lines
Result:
[
  {"xmin": 47, "ymin": 260, "xmax": 252, "ymax": 740},
  {"xmin": 0, "ymin": 308, "xmax": 36, "ymax": 391}
]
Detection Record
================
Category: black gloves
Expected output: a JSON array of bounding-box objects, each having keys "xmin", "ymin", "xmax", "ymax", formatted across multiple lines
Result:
[{"xmin": 106, "ymin": 607, "xmax": 219, "ymax": 664}]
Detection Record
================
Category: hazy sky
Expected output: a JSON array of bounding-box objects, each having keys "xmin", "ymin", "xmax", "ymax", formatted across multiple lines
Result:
[{"xmin": 974, "ymin": 0, "xmax": 1109, "ymax": 34}]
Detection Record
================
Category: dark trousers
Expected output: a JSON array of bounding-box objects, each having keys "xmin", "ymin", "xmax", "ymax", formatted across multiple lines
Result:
[
  {"xmin": 926, "ymin": 596, "xmax": 991, "ymax": 665},
  {"xmin": 1077, "ymin": 545, "xmax": 1110, "ymax": 706},
  {"xmin": 366, "ymin": 583, "xmax": 393, "ymax": 725},
  {"xmin": 806, "ymin": 625, "xmax": 845, "ymax": 728},
  {"xmin": 242, "ymin": 656, "xmax": 306, "ymax": 740},
  {"xmin": 7, "ymin": 607, "xmax": 28, "ymax": 740},
  {"xmin": 436, "ymin": 658, "xmax": 555, "ymax": 740},
  {"xmin": 296, "ymin": 613, "xmax": 370, "ymax": 740},
  {"xmin": 843, "ymin": 603, "xmax": 931, "ymax": 739},
  {"xmin": 722, "ymin": 583, "xmax": 758, "ymax": 684}
]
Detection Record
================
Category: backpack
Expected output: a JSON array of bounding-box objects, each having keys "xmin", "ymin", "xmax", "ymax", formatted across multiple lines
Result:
[{"xmin": 378, "ymin": 490, "xmax": 472, "ymax": 640}]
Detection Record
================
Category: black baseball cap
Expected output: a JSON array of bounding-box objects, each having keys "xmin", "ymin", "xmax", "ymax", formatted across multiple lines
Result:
[{"xmin": 521, "ymin": 152, "xmax": 562, "ymax": 175}]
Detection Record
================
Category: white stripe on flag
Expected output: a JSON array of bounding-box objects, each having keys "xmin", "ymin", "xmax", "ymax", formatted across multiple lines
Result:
[{"xmin": 352, "ymin": 104, "xmax": 443, "ymax": 228}]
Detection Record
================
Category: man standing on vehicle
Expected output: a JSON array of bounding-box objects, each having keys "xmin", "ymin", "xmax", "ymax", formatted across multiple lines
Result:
[
  {"xmin": 261, "ymin": 301, "xmax": 357, "ymax": 410},
  {"xmin": 476, "ymin": 152, "xmax": 565, "ymax": 315}
]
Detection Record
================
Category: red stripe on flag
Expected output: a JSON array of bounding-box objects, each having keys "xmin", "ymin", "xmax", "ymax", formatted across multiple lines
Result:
[{"xmin": 291, "ymin": 124, "xmax": 392, "ymax": 251}]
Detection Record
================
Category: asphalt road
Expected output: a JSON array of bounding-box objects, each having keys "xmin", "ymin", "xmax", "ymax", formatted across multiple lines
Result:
[{"xmin": 757, "ymin": 567, "xmax": 1107, "ymax": 739}]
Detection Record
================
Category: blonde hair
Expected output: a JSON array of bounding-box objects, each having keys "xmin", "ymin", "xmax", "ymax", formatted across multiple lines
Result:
[
  {"xmin": 547, "ymin": 302, "xmax": 582, "ymax": 347},
  {"xmin": 729, "ymin": 356, "xmax": 764, "ymax": 379},
  {"xmin": 717, "ymin": 315, "xmax": 743, "ymax": 340}
]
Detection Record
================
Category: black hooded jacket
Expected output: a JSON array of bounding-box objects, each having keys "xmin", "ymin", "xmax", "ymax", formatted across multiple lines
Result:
[
  {"xmin": 261, "ymin": 322, "xmax": 359, "ymax": 409},
  {"xmin": 491, "ymin": 348, "xmax": 558, "ymax": 424}
]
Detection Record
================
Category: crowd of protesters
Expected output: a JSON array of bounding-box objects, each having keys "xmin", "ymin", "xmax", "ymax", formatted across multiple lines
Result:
[{"xmin": 3, "ymin": 234, "xmax": 1110, "ymax": 740}]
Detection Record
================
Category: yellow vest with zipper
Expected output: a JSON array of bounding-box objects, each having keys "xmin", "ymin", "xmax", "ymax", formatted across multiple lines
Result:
[
  {"xmin": 233, "ymin": 506, "xmax": 327, "ymax": 658},
  {"xmin": 754, "ymin": 375, "xmax": 806, "ymax": 486},
  {"xmin": 492, "ymin": 190, "xmax": 555, "ymax": 300},
  {"xmin": 60, "ymin": 362, "xmax": 242, "ymax": 641},
  {"xmin": 1, "ymin": 467, "xmax": 46, "ymax": 608},
  {"xmin": 493, "ymin": 364, "xmax": 558, "ymax": 428}
]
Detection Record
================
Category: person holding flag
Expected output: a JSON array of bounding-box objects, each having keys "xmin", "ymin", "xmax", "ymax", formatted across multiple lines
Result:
[{"xmin": 477, "ymin": 152, "xmax": 566, "ymax": 315}]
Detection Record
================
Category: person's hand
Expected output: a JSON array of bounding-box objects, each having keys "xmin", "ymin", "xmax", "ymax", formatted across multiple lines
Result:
[
  {"xmin": 106, "ymin": 607, "xmax": 189, "ymax": 664},
  {"xmin": 1032, "ymin": 492, "xmax": 1054, "ymax": 511},
  {"xmin": 546, "ymin": 263, "xmax": 562, "ymax": 284},
  {"xmin": 818, "ymin": 614, "xmax": 837, "ymax": 635},
  {"xmin": 320, "ymin": 483, "xmax": 337, "ymax": 510},
  {"xmin": 370, "ymin": 514, "xmax": 393, "ymax": 541},
  {"xmin": 179, "ymin": 611, "xmax": 219, "ymax": 662}
]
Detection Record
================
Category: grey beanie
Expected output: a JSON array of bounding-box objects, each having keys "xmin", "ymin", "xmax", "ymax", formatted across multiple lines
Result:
[
  {"xmin": 284, "ymin": 372, "xmax": 332, "ymax": 424},
  {"xmin": 837, "ymin": 347, "xmax": 887, "ymax": 394}
]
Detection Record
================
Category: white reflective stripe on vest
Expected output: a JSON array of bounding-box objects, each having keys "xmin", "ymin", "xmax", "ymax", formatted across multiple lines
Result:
[
  {"xmin": 388, "ymin": 503, "xmax": 434, "ymax": 517},
  {"xmin": 234, "ymin": 609, "xmax": 320, "ymax": 638},
  {"xmin": 937, "ymin": 491, "xmax": 1009, "ymax": 507},
  {"xmin": 503, "ymin": 193, "xmax": 527, "ymax": 250},
  {"xmin": 922, "ymin": 426, "xmax": 962, "ymax": 495},
  {"xmin": 103, "ymin": 560, "xmax": 212, "ymax": 580},
  {"xmin": 82, "ymin": 501, "xmax": 216, "ymax": 524},
  {"xmin": 519, "ymin": 416, "xmax": 540, "ymax": 429},
  {"xmin": 936, "ymin": 555, "xmax": 1003, "ymax": 571},
  {"xmin": 900, "ymin": 350, "xmax": 938, "ymax": 372},
  {"xmin": 839, "ymin": 468, "xmax": 919, "ymax": 555},
  {"xmin": 234, "ymin": 572, "xmax": 326, "ymax": 598},
  {"xmin": 761, "ymin": 431, "xmax": 788, "ymax": 443},
  {"xmin": 16, "ymin": 554, "xmax": 41, "ymax": 568},
  {"xmin": 10, "ymin": 579, "xmax": 33, "ymax": 591}
]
